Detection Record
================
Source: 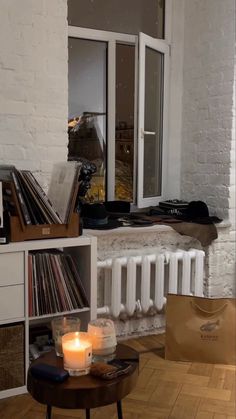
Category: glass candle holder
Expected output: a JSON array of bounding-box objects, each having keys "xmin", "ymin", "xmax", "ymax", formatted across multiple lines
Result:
[
  {"xmin": 62, "ymin": 332, "xmax": 92, "ymax": 376},
  {"xmin": 88, "ymin": 318, "xmax": 117, "ymax": 362},
  {"xmin": 51, "ymin": 316, "xmax": 81, "ymax": 357}
]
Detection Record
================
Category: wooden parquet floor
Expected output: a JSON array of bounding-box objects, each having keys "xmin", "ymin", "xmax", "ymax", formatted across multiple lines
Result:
[{"xmin": 0, "ymin": 334, "xmax": 235, "ymax": 419}]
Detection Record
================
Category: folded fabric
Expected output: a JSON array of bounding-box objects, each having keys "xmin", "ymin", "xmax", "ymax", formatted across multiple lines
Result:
[{"xmin": 169, "ymin": 221, "xmax": 218, "ymax": 247}]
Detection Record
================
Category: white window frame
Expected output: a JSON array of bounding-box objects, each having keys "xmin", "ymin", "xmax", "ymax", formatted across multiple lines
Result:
[
  {"xmin": 68, "ymin": 0, "xmax": 172, "ymax": 206},
  {"xmin": 68, "ymin": 27, "xmax": 137, "ymax": 201},
  {"xmin": 137, "ymin": 32, "xmax": 170, "ymax": 208}
]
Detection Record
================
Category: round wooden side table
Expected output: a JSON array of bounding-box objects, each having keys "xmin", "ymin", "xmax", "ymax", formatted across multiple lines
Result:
[{"xmin": 27, "ymin": 343, "xmax": 139, "ymax": 419}]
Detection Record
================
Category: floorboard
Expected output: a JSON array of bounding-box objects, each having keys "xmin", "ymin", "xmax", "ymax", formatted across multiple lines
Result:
[{"xmin": 0, "ymin": 334, "xmax": 235, "ymax": 419}]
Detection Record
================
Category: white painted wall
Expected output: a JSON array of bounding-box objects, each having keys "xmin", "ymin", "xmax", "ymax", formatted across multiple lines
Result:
[
  {"xmin": 165, "ymin": 0, "xmax": 185, "ymax": 199},
  {"xmin": 0, "ymin": 0, "xmax": 68, "ymax": 189},
  {"xmin": 181, "ymin": 0, "xmax": 235, "ymax": 298},
  {"xmin": 181, "ymin": 0, "xmax": 235, "ymax": 222}
]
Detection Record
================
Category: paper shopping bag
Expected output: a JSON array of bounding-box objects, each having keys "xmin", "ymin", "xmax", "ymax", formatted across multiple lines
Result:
[{"xmin": 165, "ymin": 294, "xmax": 236, "ymax": 365}]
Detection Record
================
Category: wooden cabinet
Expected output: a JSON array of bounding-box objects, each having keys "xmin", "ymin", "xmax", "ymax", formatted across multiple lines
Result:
[{"xmin": 0, "ymin": 236, "xmax": 97, "ymax": 399}]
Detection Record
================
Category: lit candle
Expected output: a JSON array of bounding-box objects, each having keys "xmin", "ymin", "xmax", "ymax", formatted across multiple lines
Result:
[
  {"xmin": 88, "ymin": 319, "xmax": 117, "ymax": 358},
  {"xmin": 62, "ymin": 332, "xmax": 92, "ymax": 375}
]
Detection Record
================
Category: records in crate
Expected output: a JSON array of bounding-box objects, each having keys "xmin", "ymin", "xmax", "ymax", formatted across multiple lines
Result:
[
  {"xmin": 0, "ymin": 163, "xmax": 82, "ymax": 227},
  {"xmin": 0, "ymin": 163, "xmax": 83, "ymax": 241}
]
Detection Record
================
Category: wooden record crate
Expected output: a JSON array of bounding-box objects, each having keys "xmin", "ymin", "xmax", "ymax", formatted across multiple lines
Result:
[
  {"xmin": 9, "ymin": 212, "xmax": 80, "ymax": 242},
  {"xmin": 0, "ymin": 323, "xmax": 25, "ymax": 391},
  {"xmin": 2, "ymin": 179, "xmax": 80, "ymax": 242}
]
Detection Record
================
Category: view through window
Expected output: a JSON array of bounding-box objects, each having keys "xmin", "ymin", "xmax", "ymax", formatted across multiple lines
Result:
[
  {"xmin": 68, "ymin": 1, "xmax": 165, "ymax": 205},
  {"xmin": 68, "ymin": 37, "xmax": 107, "ymax": 202}
]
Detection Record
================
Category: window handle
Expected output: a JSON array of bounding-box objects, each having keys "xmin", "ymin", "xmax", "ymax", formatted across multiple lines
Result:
[{"xmin": 141, "ymin": 129, "xmax": 156, "ymax": 139}]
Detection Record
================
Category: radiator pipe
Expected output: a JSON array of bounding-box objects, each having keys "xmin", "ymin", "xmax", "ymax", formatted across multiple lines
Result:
[
  {"xmin": 141, "ymin": 255, "xmax": 153, "ymax": 313},
  {"xmin": 155, "ymin": 254, "xmax": 165, "ymax": 311},
  {"xmin": 182, "ymin": 251, "xmax": 191, "ymax": 295},
  {"xmin": 126, "ymin": 257, "xmax": 137, "ymax": 316},
  {"xmin": 168, "ymin": 252, "xmax": 179, "ymax": 293},
  {"xmin": 194, "ymin": 250, "xmax": 205, "ymax": 296},
  {"xmin": 111, "ymin": 258, "xmax": 122, "ymax": 317}
]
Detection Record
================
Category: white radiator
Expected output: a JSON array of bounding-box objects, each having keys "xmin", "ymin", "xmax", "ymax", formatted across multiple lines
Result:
[{"xmin": 97, "ymin": 249, "xmax": 205, "ymax": 318}]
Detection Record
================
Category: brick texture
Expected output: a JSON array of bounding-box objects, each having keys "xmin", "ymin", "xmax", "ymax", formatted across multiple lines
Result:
[
  {"xmin": 0, "ymin": 0, "xmax": 68, "ymax": 188},
  {"xmin": 181, "ymin": 0, "xmax": 235, "ymax": 298},
  {"xmin": 181, "ymin": 0, "xmax": 235, "ymax": 223}
]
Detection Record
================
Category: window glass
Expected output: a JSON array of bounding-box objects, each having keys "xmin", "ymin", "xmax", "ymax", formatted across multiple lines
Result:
[
  {"xmin": 115, "ymin": 44, "xmax": 135, "ymax": 202},
  {"xmin": 68, "ymin": 0, "xmax": 165, "ymax": 39},
  {"xmin": 143, "ymin": 47, "xmax": 163, "ymax": 198},
  {"xmin": 68, "ymin": 37, "xmax": 107, "ymax": 202}
]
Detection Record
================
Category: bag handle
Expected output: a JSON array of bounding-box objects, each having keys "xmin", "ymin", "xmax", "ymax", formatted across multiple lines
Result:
[{"xmin": 191, "ymin": 301, "xmax": 228, "ymax": 316}]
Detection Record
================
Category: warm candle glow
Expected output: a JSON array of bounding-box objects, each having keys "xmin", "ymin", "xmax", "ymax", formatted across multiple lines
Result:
[
  {"xmin": 62, "ymin": 332, "xmax": 92, "ymax": 375},
  {"xmin": 75, "ymin": 338, "xmax": 80, "ymax": 347}
]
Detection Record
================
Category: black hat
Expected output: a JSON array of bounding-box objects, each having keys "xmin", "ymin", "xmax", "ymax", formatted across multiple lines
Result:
[
  {"xmin": 81, "ymin": 203, "xmax": 122, "ymax": 230},
  {"xmin": 104, "ymin": 200, "xmax": 131, "ymax": 214},
  {"xmin": 186, "ymin": 201, "xmax": 209, "ymax": 218},
  {"xmin": 178, "ymin": 200, "xmax": 222, "ymax": 225}
]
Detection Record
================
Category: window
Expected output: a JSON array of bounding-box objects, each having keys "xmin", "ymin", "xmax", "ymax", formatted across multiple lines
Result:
[
  {"xmin": 68, "ymin": 37, "xmax": 107, "ymax": 202},
  {"xmin": 137, "ymin": 33, "xmax": 169, "ymax": 207},
  {"xmin": 68, "ymin": 1, "xmax": 169, "ymax": 208}
]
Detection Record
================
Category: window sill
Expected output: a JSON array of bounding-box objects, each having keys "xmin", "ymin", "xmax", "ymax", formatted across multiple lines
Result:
[{"xmin": 83, "ymin": 224, "xmax": 174, "ymax": 236}]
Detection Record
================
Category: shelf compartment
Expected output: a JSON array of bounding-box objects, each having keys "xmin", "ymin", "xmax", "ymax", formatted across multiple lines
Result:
[{"xmin": 0, "ymin": 323, "xmax": 25, "ymax": 391}]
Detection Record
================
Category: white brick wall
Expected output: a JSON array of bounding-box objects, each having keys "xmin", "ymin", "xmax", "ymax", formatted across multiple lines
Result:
[
  {"xmin": 0, "ymin": 0, "xmax": 68, "ymax": 188},
  {"xmin": 181, "ymin": 0, "xmax": 235, "ymax": 298},
  {"xmin": 181, "ymin": 0, "xmax": 235, "ymax": 222}
]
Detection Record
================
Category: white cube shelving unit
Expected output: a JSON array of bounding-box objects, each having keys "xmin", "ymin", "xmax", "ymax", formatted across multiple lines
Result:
[{"xmin": 0, "ymin": 235, "xmax": 97, "ymax": 399}]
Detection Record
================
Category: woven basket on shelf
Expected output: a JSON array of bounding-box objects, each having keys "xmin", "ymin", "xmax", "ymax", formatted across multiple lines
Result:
[{"xmin": 0, "ymin": 323, "xmax": 25, "ymax": 391}]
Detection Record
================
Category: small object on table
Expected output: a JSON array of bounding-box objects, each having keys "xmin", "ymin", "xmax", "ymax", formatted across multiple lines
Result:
[
  {"xmin": 90, "ymin": 359, "xmax": 133, "ymax": 380},
  {"xmin": 51, "ymin": 316, "xmax": 81, "ymax": 357},
  {"xmin": 62, "ymin": 331, "xmax": 92, "ymax": 376},
  {"xmin": 30, "ymin": 363, "xmax": 69, "ymax": 383},
  {"xmin": 88, "ymin": 318, "xmax": 117, "ymax": 362}
]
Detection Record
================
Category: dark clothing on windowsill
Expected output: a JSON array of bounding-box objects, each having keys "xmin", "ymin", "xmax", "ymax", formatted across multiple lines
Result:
[{"xmin": 105, "ymin": 212, "xmax": 220, "ymax": 247}]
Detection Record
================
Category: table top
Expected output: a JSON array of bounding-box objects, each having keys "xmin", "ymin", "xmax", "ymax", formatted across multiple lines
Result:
[{"xmin": 27, "ymin": 343, "xmax": 139, "ymax": 409}]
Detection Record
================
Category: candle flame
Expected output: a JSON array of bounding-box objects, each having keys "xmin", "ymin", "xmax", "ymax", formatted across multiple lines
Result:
[{"xmin": 75, "ymin": 337, "xmax": 80, "ymax": 347}]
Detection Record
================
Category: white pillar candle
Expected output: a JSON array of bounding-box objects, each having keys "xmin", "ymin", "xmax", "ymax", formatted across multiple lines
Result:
[{"xmin": 62, "ymin": 332, "xmax": 92, "ymax": 373}]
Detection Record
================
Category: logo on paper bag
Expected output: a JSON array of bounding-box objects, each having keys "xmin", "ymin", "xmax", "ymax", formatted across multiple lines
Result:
[
  {"xmin": 200, "ymin": 320, "xmax": 220, "ymax": 341},
  {"xmin": 200, "ymin": 319, "xmax": 220, "ymax": 332}
]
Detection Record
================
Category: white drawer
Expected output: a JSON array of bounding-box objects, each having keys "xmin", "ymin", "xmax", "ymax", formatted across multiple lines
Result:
[
  {"xmin": 0, "ymin": 285, "xmax": 24, "ymax": 321},
  {"xmin": 0, "ymin": 252, "xmax": 24, "ymax": 286}
]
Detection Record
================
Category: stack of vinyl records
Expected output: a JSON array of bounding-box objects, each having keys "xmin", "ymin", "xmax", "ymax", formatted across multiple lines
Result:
[{"xmin": 28, "ymin": 251, "xmax": 89, "ymax": 317}]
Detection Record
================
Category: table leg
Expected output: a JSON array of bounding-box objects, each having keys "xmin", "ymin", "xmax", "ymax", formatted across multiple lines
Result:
[
  {"xmin": 117, "ymin": 400, "xmax": 123, "ymax": 419},
  {"xmin": 85, "ymin": 408, "xmax": 90, "ymax": 419},
  {"xmin": 46, "ymin": 405, "xmax": 52, "ymax": 419}
]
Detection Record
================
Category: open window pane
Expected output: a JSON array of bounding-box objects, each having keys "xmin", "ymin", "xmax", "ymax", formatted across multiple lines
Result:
[
  {"xmin": 138, "ymin": 33, "xmax": 169, "ymax": 208},
  {"xmin": 115, "ymin": 44, "xmax": 135, "ymax": 201},
  {"xmin": 68, "ymin": 37, "xmax": 107, "ymax": 202},
  {"xmin": 143, "ymin": 47, "xmax": 163, "ymax": 198}
]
